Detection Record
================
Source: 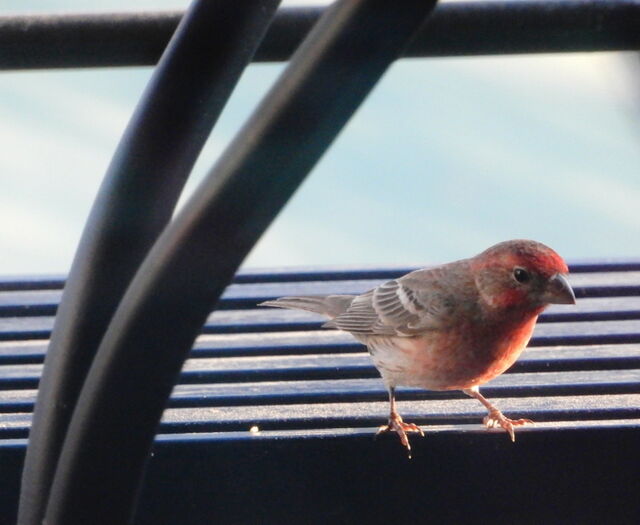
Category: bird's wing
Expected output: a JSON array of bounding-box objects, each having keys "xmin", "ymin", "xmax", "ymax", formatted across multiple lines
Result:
[{"xmin": 325, "ymin": 266, "xmax": 459, "ymax": 336}]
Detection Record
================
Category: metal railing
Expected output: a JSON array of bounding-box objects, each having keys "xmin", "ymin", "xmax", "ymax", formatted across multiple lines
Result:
[{"xmin": 1, "ymin": 1, "xmax": 640, "ymax": 70}]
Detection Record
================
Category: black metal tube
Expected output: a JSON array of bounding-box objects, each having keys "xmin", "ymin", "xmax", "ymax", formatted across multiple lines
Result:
[
  {"xmin": 17, "ymin": 2, "xmax": 281, "ymax": 525},
  {"xmin": 42, "ymin": 0, "xmax": 438, "ymax": 523},
  {"xmin": 0, "ymin": 1, "xmax": 639, "ymax": 70}
]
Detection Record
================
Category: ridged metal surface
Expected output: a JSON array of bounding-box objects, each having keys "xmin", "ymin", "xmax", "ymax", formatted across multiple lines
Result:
[
  {"xmin": 0, "ymin": 265, "xmax": 638, "ymax": 523},
  {"xmin": 0, "ymin": 263, "xmax": 638, "ymax": 442}
]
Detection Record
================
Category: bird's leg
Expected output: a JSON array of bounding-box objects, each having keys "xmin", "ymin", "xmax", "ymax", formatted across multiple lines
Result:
[
  {"xmin": 463, "ymin": 386, "xmax": 533, "ymax": 442},
  {"xmin": 376, "ymin": 386, "xmax": 424, "ymax": 458}
]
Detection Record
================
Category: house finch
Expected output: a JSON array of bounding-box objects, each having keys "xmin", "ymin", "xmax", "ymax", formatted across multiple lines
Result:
[{"xmin": 261, "ymin": 239, "xmax": 575, "ymax": 456}]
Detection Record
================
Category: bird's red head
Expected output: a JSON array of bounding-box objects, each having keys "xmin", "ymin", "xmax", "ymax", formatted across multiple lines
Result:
[{"xmin": 471, "ymin": 239, "xmax": 574, "ymax": 311}]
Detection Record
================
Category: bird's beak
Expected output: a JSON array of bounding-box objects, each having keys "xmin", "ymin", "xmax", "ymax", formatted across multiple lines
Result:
[{"xmin": 543, "ymin": 273, "xmax": 576, "ymax": 305}]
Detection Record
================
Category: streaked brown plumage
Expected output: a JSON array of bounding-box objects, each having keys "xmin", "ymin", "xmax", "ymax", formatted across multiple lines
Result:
[{"xmin": 261, "ymin": 240, "xmax": 575, "ymax": 456}]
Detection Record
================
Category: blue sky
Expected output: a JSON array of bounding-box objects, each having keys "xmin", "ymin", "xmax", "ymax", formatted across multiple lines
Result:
[{"xmin": 2, "ymin": 2, "xmax": 640, "ymax": 274}]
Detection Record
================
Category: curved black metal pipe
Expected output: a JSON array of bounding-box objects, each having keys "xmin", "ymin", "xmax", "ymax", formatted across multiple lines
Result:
[
  {"xmin": 42, "ymin": 1, "xmax": 438, "ymax": 523},
  {"xmin": 17, "ymin": 2, "xmax": 281, "ymax": 525},
  {"xmin": 0, "ymin": 1, "xmax": 639, "ymax": 70}
]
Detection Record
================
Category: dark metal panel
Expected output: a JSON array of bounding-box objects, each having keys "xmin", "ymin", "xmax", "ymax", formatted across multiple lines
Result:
[
  {"xmin": 139, "ymin": 427, "xmax": 640, "ymax": 525},
  {"xmin": 0, "ymin": 427, "xmax": 640, "ymax": 525},
  {"xmin": 1, "ymin": 1, "xmax": 640, "ymax": 70},
  {"xmin": 0, "ymin": 257, "xmax": 638, "ymax": 519},
  {"xmin": 1, "ymin": 268, "xmax": 638, "ymax": 520}
]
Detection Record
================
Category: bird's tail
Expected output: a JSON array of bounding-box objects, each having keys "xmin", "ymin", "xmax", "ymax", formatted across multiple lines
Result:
[{"xmin": 260, "ymin": 295, "xmax": 354, "ymax": 319}]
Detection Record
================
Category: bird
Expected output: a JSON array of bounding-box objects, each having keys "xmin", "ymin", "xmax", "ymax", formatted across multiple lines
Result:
[{"xmin": 261, "ymin": 239, "xmax": 576, "ymax": 456}]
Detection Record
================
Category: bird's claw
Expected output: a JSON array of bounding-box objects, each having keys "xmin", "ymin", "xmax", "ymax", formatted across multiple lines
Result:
[
  {"xmin": 483, "ymin": 409, "xmax": 533, "ymax": 442},
  {"xmin": 376, "ymin": 412, "xmax": 424, "ymax": 458}
]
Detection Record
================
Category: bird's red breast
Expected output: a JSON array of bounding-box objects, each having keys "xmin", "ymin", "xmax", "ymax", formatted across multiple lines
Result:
[{"xmin": 365, "ymin": 305, "xmax": 540, "ymax": 391}]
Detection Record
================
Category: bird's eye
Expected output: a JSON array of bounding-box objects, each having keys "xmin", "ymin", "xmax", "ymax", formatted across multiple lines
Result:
[{"xmin": 513, "ymin": 267, "xmax": 530, "ymax": 284}]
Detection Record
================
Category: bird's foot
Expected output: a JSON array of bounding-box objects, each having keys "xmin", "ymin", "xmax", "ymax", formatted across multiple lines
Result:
[
  {"xmin": 483, "ymin": 409, "xmax": 533, "ymax": 442},
  {"xmin": 377, "ymin": 412, "xmax": 424, "ymax": 458}
]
